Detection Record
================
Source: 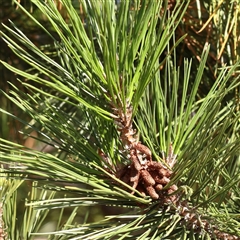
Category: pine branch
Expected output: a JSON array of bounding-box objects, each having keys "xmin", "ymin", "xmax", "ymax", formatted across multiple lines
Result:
[{"xmin": 0, "ymin": 0, "xmax": 240, "ymax": 239}]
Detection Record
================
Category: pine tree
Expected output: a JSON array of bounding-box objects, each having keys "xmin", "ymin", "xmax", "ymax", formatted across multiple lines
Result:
[{"xmin": 1, "ymin": 0, "xmax": 240, "ymax": 239}]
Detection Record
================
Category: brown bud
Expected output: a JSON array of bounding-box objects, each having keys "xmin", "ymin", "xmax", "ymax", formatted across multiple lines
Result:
[
  {"xmin": 155, "ymin": 184, "xmax": 163, "ymax": 191},
  {"xmin": 158, "ymin": 176, "xmax": 170, "ymax": 185},
  {"xmin": 141, "ymin": 169, "xmax": 155, "ymax": 186},
  {"xmin": 158, "ymin": 168, "xmax": 172, "ymax": 177},
  {"xmin": 134, "ymin": 143, "xmax": 152, "ymax": 160},
  {"xmin": 169, "ymin": 184, "xmax": 178, "ymax": 192},
  {"xmin": 145, "ymin": 185, "xmax": 159, "ymax": 199},
  {"xmin": 130, "ymin": 154, "xmax": 142, "ymax": 171}
]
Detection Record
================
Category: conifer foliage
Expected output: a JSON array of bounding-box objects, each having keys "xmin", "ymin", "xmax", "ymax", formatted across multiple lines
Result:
[{"xmin": 0, "ymin": 0, "xmax": 240, "ymax": 239}]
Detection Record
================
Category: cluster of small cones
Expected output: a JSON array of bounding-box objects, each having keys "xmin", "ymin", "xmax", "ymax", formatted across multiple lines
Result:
[
  {"xmin": 117, "ymin": 146, "xmax": 178, "ymax": 202},
  {"xmin": 111, "ymin": 102, "xmax": 178, "ymax": 203}
]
